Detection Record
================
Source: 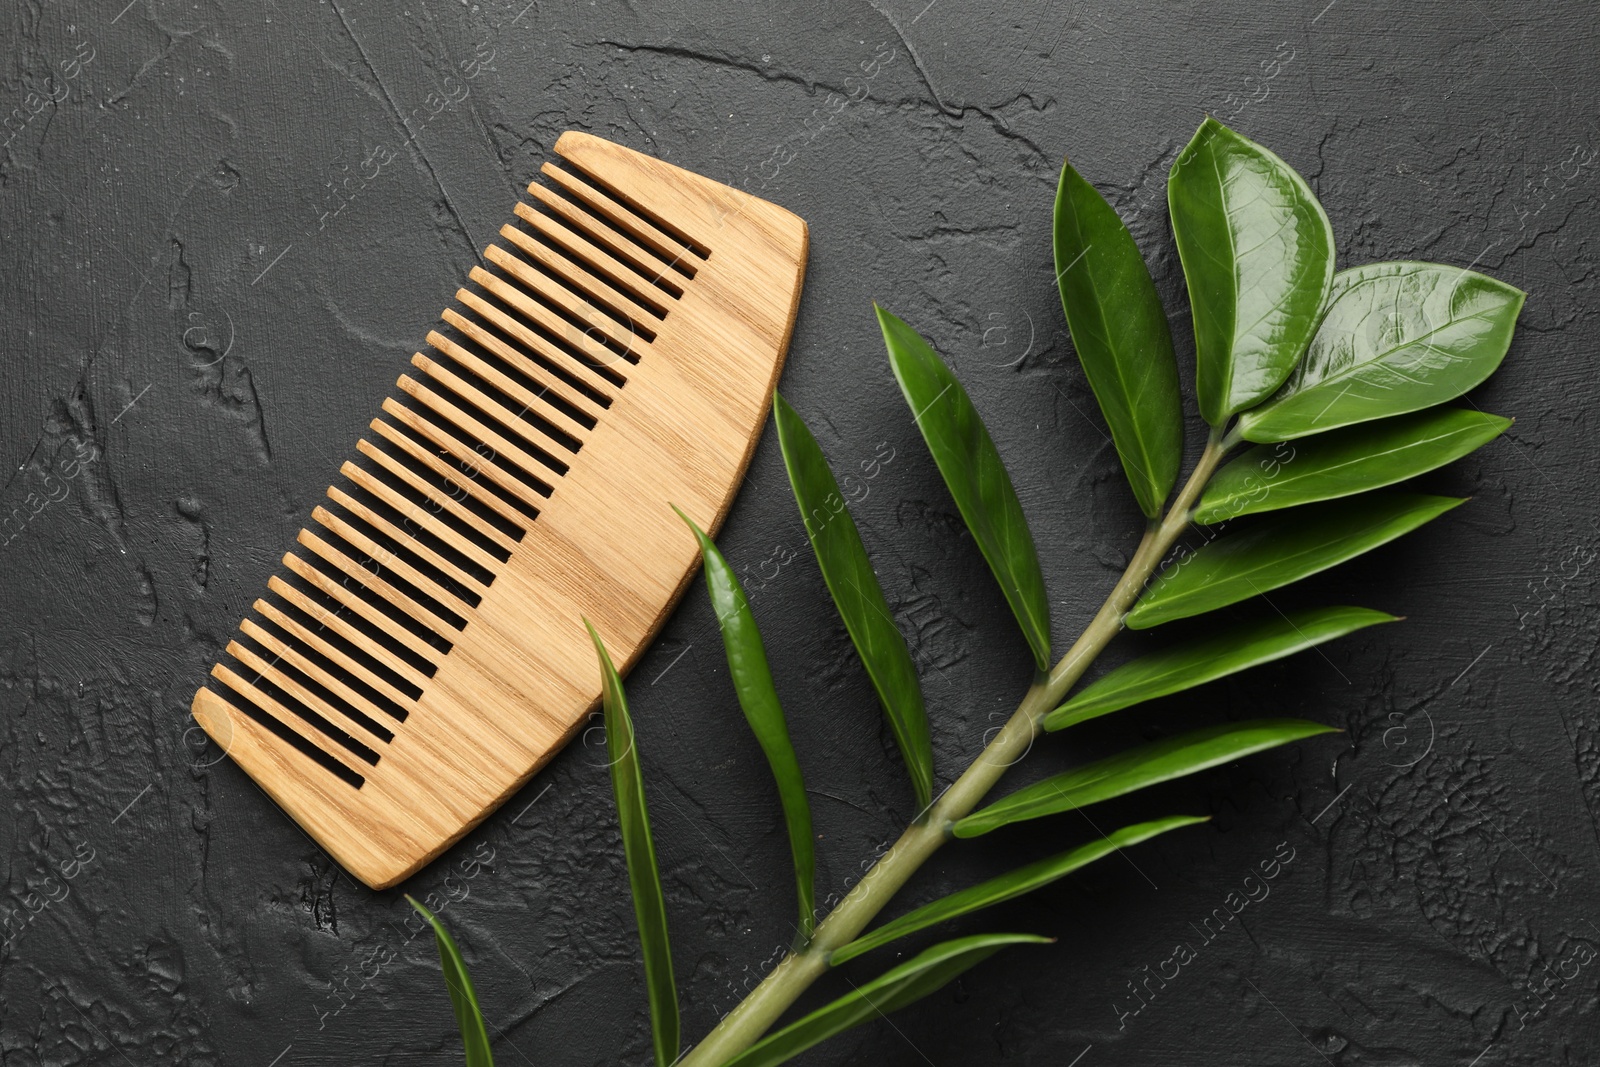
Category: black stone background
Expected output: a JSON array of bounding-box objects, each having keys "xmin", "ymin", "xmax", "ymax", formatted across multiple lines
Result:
[{"xmin": 2, "ymin": 0, "xmax": 1597, "ymax": 1063}]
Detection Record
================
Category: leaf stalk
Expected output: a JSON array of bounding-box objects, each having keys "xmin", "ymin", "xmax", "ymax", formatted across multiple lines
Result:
[{"xmin": 678, "ymin": 431, "xmax": 1229, "ymax": 1066}]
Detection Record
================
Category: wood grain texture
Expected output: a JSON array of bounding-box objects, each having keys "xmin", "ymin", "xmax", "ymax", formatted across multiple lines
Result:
[{"xmin": 190, "ymin": 132, "xmax": 809, "ymax": 889}]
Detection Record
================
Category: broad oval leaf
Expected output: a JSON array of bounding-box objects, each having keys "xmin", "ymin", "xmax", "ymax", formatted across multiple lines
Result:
[
  {"xmin": 1169, "ymin": 117, "xmax": 1335, "ymax": 425},
  {"xmin": 1126, "ymin": 493, "xmax": 1464, "ymax": 630},
  {"xmin": 676, "ymin": 507, "xmax": 817, "ymax": 942},
  {"xmin": 831, "ymin": 816, "xmax": 1205, "ymax": 965},
  {"xmin": 722, "ymin": 933, "xmax": 1051, "ymax": 1067},
  {"xmin": 1236, "ymin": 262, "xmax": 1525, "ymax": 442},
  {"xmin": 772, "ymin": 396, "xmax": 933, "ymax": 810},
  {"xmin": 586, "ymin": 622, "xmax": 680, "ymax": 1067},
  {"xmin": 1045, "ymin": 607, "xmax": 1396, "ymax": 731},
  {"xmin": 1054, "ymin": 159, "xmax": 1184, "ymax": 517},
  {"xmin": 953, "ymin": 719, "xmax": 1336, "ymax": 838},
  {"xmin": 1196, "ymin": 407, "xmax": 1511, "ymax": 523},
  {"xmin": 878, "ymin": 306, "xmax": 1052, "ymax": 669},
  {"xmin": 408, "ymin": 896, "xmax": 495, "ymax": 1067}
]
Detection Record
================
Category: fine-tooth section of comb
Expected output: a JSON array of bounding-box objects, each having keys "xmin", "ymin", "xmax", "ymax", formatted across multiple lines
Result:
[{"xmin": 191, "ymin": 132, "xmax": 809, "ymax": 888}]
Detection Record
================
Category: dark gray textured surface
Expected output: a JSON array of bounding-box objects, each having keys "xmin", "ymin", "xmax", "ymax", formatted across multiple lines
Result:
[{"xmin": 2, "ymin": 1, "xmax": 1596, "ymax": 1063}]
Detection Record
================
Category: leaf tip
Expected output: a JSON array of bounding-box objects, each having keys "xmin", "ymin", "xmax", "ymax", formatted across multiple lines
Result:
[
  {"xmin": 669, "ymin": 503, "xmax": 709, "ymax": 543},
  {"xmin": 583, "ymin": 617, "xmax": 615, "ymax": 670}
]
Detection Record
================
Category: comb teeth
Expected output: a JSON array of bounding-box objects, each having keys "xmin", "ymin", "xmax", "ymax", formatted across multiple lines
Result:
[
  {"xmin": 194, "ymin": 131, "xmax": 807, "ymax": 888},
  {"xmin": 205, "ymin": 154, "xmax": 715, "ymax": 789}
]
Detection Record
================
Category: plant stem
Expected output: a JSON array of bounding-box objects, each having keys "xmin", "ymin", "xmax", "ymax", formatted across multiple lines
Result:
[{"xmin": 679, "ymin": 430, "xmax": 1229, "ymax": 1067}]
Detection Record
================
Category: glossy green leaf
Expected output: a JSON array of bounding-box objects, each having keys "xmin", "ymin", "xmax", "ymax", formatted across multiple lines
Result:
[
  {"xmin": 878, "ymin": 306, "xmax": 1052, "ymax": 669},
  {"xmin": 1236, "ymin": 262, "xmax": 1525, "ymax": 442},
  {"xmin": 586, "ymin": 622, "xmax": 679, "ymax": 1067},
  {"xmin": 772, "ymin": 396, "xmax": 933, "ymax": 810},
  {"xmin": 722, "ymin": 934, "xmax": 1051, "ymax": 1067},
  {"xmin": 676, "ymin": 507, "xmax": 817, "ymax": 942},
  {"xmin": 1168, "ymin": 117, "xmax": 1335, "ymax": 425},
  {"xmin": 407, "ymin": 896, "xmax": 494, "ymax": 1067},
  {"xmin": 1045, "ymin": 607, "xmax": 1396, "ymax": 731},
  {"xmin": 1126, "ymin": 493, "xmax": 1464, "ymax": 630},
  {"xmin": 831, "ymin": 816, "xmax": 1205, "ymax": 965},
  {"xmin": 1196, "ymin": 408, "xmax": 1510, "ymax": 523},
  {"xmin": 954, "ymin": 719, "xmax": 1336, "ymax": 837},
  {"xmin": 1054, "ymin": 159, "xmax": 1184, "ymax": 517}
]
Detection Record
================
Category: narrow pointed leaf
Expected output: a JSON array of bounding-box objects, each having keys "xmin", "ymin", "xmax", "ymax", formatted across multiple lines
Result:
[
  {"xmin": 1054, "ymin": 159, "xmax": 1183, "ymax": 517},
  {"xmin": 722, "ymin": 934, "xmax": 1051, "ymax": 1067},
  {"xmin": 1127, "ymin": 493, "xmax": 1464, "ymax": 630},
  {"xmin": 1237, "ymin": 262, "xmax": 1524, "ymax": 442},
  {"xmin": 772, "ymin": 397, "xmax": 933, "ymax": 809},
  {"xmin": 676, "ymin": 507, "xmax": 816, "ymax": 941},
  {"xmin": 877, "ymin": 306, "xmax": 1052, "ymax": 669},
  {"xmin": 954, "ymin": 719, "xmax": 1336, "ymax": 837},
  {"xmin": 1045, "ymin": 607, "xmax": 1396, "ymax": 731},
  {"xmin": 1197, "ymin": 408, "xmax": 1511, "ymax": 522},
  {"xmin": 407, "ymin": 896, "xmax": 494, "ymax": 1067},
  {"xmin": 1169, "ymin": 117, "xmax": 1335, "ymax": 425},
  {"xmin": 831, "ymin": 816, "xmax": 1205, "ymax": 965},
  {"xmin": 586, "ymin": 622, "xmax": 679, "ymax": 1067}
]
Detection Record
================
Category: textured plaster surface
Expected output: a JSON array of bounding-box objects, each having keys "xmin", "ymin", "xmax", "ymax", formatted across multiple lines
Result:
[{"xmin": 1, "ymin": 1, "xmax": 1597, "ymax": 1064}]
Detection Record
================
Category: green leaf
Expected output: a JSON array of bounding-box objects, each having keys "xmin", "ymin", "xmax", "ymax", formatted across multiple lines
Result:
[
  {"xmin": 1044, "ymin": 607, "xmax": 1396, "ymax": 731},
  {"xmin": 772, "ymin": 396, "xmax": 933, "ymax": 810},
  {"xmin": 722, "ymin": 934, "xmax": 1051, "ymax": 1067},
  {"xmin": 1053, "ymin": 159, "xmax": 1184, "ymax": 517},
  {"xmin": 1126, "ymin": 495, "xmax": 1465, "ymax": 633},
  {"xmin": 1196, "ymin": 408, "xmax": 1511, "ymax": 523},
  {"xmin": 877, "ymin": 306, "xmax": 1052, "ymax": 669},
  {"xmin": 831, "ymin": 816, "xmax": 1205, "ymax": 965},
  {"xmin": 675, "ymin": 507, "xmax": 817, "ymax": 942},
  {"xmin": 954, "ymin": 719, "xmax": 1336, "ymax": 838},
  {"xmin": 1236, "ymin": 262, "xmax": 1525, "ymax": 442},
  {"xmin": 407, "ymin": 896, "xmax": 494, "ymax": 1067},
  {"xmin": 1168, "ymin": 116, "xmax": 1336, "ymax": 425},
  {"xmin": 1126, "ymin": 493, "xmax": 1464, "ymax": 630},
  {"xmin": 585, "ymin": 622, "xmax": 679, "ymax": 1067}
]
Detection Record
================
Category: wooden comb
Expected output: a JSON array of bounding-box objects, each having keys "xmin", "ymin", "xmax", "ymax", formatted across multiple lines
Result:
[{"xmin": 191, "ymin": 132, "xmax": 808, "ymax": 889}]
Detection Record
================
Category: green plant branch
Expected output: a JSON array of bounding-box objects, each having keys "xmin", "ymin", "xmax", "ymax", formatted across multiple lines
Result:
[{"xmin": 679, "ymin": 430, "xmax": 1230, "ymax": 1067}]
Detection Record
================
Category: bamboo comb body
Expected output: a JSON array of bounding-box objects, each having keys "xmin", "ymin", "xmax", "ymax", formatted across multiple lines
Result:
[{"xmin": 192, "ymin": 132, "xmax": 808, "ymax": 888}]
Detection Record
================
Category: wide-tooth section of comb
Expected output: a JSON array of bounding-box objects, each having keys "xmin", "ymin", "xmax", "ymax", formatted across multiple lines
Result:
[{"xmin": 192, "ymin": 132, "xmax": 808, "ymax": 888}]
